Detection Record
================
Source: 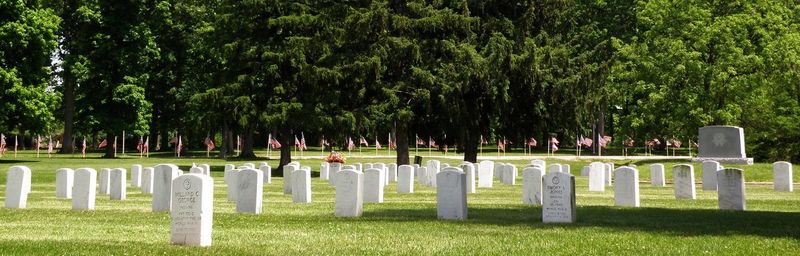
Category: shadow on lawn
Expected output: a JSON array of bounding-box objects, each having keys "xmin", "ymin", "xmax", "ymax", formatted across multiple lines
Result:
[
  {"xmin": 0, "ymin": 159, "xmax": 36, "ymax": 164},
  {"xmin": 365, "ymin": 205, "xmax": 800, "ymax": 239}
]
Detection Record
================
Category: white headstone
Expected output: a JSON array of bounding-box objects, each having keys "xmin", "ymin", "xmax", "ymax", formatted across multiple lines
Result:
[
  {"xmin": 131, "ymin": 164, "xmax": 142, "ymax": 187},
  {"xmin": 477, "ymin": 160, "xmax": 494, "ymax": 188},
  {"xmin": 588, "ymin": 162, "xmax": 605, "ymax": 192},
  {"xmin": 773, "ymin": 161, "xmax": 793, "ymax": 192},
  {"xmin": 141, "ymin": 167, "xmax": 154, "ymax": 194},
  {"xmin": 562, "ymin": 164, "xmax": 571, "ymax": 174},
  {"xmin": 548, "ymin": 164, "xmax": 562, "ymax": 174},
  {"xmin": 283, "ymin": 165, "xmax": 297, "ymax": 195},
  {"xmin": 260, "ymin": 164, "xmax": 272, "ymax": 184},
  {"xmin": 650, "ymin": 164, "xmax": 666, "ymax": 186},
  {"xmin": 56, "ymin": 168, "xmax": 75, "ymax": 199},
  {"xmin": 459, "ymin": 163, "xmax": 476, "ymax": 193},
  {"xmin": 494, "ymin": 162, "xmax": 503, "ymax": 180},
  {"xmin": 153, "ymin": 164, "xmax": 181, "ymax": 212},
  {"xmin": 5, "ymin": 166, "xmax": 31, "ymax": 209},
  {"xmin": 224, "ymin": 164, "xmax": 235, "ymax": 171},
  {"xmin": 354, "ymin": 163, "xmax": 363, "ymax": 173},
  {"xmin": 236, "ymin": 169, "xmax": 263, "ymax": 213},
  {"xmin": 717, "ymin": 168, "xmax": 746, "ymax": 211},
  {"xmin": 225, "ymin": 169, "xmax": 240, "ymax": 202},
  {"xmin": 604, "ymin": 163, "xmax": 613, "ymax": 186},
  {"xmin": 292, "ymin": 168, "xmax": 311, "ymax": 203},
  {"xmin": 200, "ymin": 164, "xmax": 211, "ymax": 176},
  {"xmin": 109, "ymin": 168, "xmax": 127, "ymax": 200},
  {"xmin": 388, "ymin": 163, "xmax": 398, "ymax": 183},
  {"xmin": 437, "ymin": 167, "xmax": 467, "ymax": 220},
  {"xmin": 73, "ymin": 168, "xmax": 97, "ymax": 210},
  {"xmin": 531, "ymin": 160, "xmax": 546, "ymax": 167},
  {"xmin": 702, "ymin": 160, "xmax": 720, "ymax": 191},
  {"xmin": 501, "ymin": 164, "xmax": 516, "ymax": 185},
  {"xmin": 329, "ymin": 162, "xmax": 342, "ymax": 185},
  {"xmin": 170, "ymin": 174, "xmax": 213, "ymax": 247},
  {"xmin": 320, "ymin": 162, "xmax": 330, "ymax": 181},
  {"xmin": 427, "ymin": 160, "xmax": 441, "ymax": 187},
  {"xmin": 580, "ymin": 166, "xmax": 590, "ymax": 176},
  {"xmin": 364, "ymin": 168, "xmax": 385, "ymax": 203},
  {"xmin": 99, "ymin": 168, "xmax": 111, "ymax": 195},
  {"xmin": 190, "ymin": 166, "xmax": 204, "ymax": 175},
  {"xmin": 522, "ymin": 166, "xmax": 545, "ymax": 205},
  {"xmin": 542, "ymin": 172, "xmax": 576, "ymax": 223},
  {"xmin": 418, "ymin": 166, "xmax": 429, "ymax": 186},
  {"xmin": 614, "ymin": 167, "xmax": 639, "ymax": 207},
  {"xmin": 374, "ymin": 163, "xmax": 388, "ymax": 186},
  {"xmin": 397, "ymin": 165, "xmax": 414, "ymax": 194},
  {"xmin": 335, "ymin": 170, "xmax": 363, "ymax": 217},
  {"xmin": 673, "ymin": 164, "xmax": 696, "ymax": 200},
  {"xmin": 242, "ymin": 163, "xmax": 256, "ymax": 169}
]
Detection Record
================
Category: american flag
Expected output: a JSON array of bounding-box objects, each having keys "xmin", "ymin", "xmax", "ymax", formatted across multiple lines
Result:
[
  {"xmin": 294, "ymin": 135, "xmax": 301, "ymax": 148},
  {"xmin": 177, "ymin": 136, "xmax": 183, "ymax": 155},
  {"xmin": 347, "ymin": 137, "xmax": 355, "ymax": 151},
  {"xmin": 359, "ymin": 136, "xmax": 368, "ymax": 146},
  {"xmin": 270, "ymin": 137, "xmax": 282, "ymax": 149},
  {"xmin": 599, "ymin": 135, "xmax": 613, "ymax": 148},
  {"xmin": 375, "ymin": 137, "xmax": 381, "ymax": 150},
  {"xmin": 388, "ymin": 134, "xmax": 396, "ymax": 149},
  {"xmin": 36, "ymin": 135, "xmax": 41, "ymax": 150},
  {"xmin": 169, "ymin": 136, "xmax": 177, "ymax": 145},
  {"xmin": 623, "ymin": 138, "xmax": 635, "ymax": 147},
  {"xmin": 497, "ymin": 138, "xmax": 505, "ymax": 152},
  {"xmin": 549, "ymin": 137, "xmax": 560, "ymax": 152},
  {"xmin": 480, "ymin": 135, "xmax": 488, "ymax": 145},
  {"xmin": 300, "ymin": 133, "xmax": 307, "ymax": 150},
  {"xmin": 143, "ymin": 137, "xmax": 149, "ymax": 153},
  {"xmin": 428, "ymin": 137, "xmax": 437, "ymax": 148},
  {"xmin": 204, "ymin": 137, "xmax": 215, "ymax": 151},
  {"xmin": 113, "ymin": 136, "xmax": 117, "ymax": 151},
  {"xmin": 137, "ymin": 136, "xmax": 144, "ymax": 152},
  {"xmin": 416, "ymin": 135, "xmax": 425, "ymax": 146},
  {"xmin": 81, "ymin": 137, "xmax": 87, "ymax": 156},
  {"xmin": 527, "ymin": 137, "xmax": 537, "ymax": 147},
  {"xmin": 98, "ymin": 138, "xmax": 108, "ymax": 149},
  {"xmin": 47, "ymin": 136, "xmax": 53, "ymax": 154},
  {"xmin": 0, "ymin": 134, "xmax": 6, "ymax": 156}
]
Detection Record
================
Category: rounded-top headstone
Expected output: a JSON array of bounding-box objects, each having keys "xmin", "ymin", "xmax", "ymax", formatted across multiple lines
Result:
[
  {"xmin": 6, "ymin": 166, "xmax": 32, "ymax": 209},
  {"xmin": 773, "ymin": 161, "xmax": 793, "ymax": 192},
  {"xmin": 171, "ymin": 174, "xmax": 213, "ymax": 247}
]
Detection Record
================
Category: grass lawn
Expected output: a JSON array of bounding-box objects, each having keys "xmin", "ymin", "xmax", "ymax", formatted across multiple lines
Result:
[{"xmin": 0, "ymin": 150, "xmax": 798, "ymax": 255}]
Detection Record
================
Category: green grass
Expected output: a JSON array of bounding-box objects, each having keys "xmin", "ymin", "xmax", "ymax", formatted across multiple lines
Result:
[{"xmin": 0, "ymin": 151, "xmax": 798, "ymax": 255}]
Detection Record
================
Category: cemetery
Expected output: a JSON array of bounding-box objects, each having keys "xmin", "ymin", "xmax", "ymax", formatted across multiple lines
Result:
[{"xmin": 2, "ymin": 0, "xmax": 800, "ymax": 254}]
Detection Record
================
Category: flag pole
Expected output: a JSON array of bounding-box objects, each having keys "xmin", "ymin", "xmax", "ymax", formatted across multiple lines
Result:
[
  {"xmin": 375, "ymin": 136, "xmax": 378, "ymax": 156},
  {"xmin": 122, "ymin": 130, "xmax": 125, "ymax": 155},
  {"xmin": 415, "ymin": 134, "xmax": 418, "ymax": 156},
  {"xmin": 428, "ymin": 136, "xmax": 432, "ymax": 157}
]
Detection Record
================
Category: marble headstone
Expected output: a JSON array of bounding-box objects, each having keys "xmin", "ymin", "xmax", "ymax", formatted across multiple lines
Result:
[
  {"xmin": 153, "ymin": 164, "xmax": 181, "ymax": 212},
  {"xmin": 190, "ymin": 166, "xmax": 204, "ymax": 175},
  {"xmin": 141, "ymin": 167, "xmax": 154, "ymax": 194},
  {"xmin": 773, "ymin": 161, "xmax": 793, "ymax": 192},
  {"xmin": 236, "ymin": 169, "xmax": 263, "ymax": 213},
  {"xmin": 459, "ymin": 163, "xmax": 476, "ymax": 193},
  {"xmin": 200, "ymin": 164, "xmax": 211, "ymax": 176},
  {"xmin": 224, "ymin": 169, "xmax": 240, "ymax": 202},
  {"xmin": 477, "ymin": 160, "xmax": 494, "ymax": 188},
  {"xmin": 580, "ymin": 166, "xmax": 590, "ymax": 176},
  {"xmin": 73, "ymin": 168, "xmax": 97, "ymax": 210},
  {"xmin": 328, "ymin": 163, "xmax": 342, "ymax": 185},
  {"xmin": 702, "ymin": 160, "xmax": 721, "ymax": 191},
  {"xmin": 320, "ymin": 162, "xmax": 330, "ymax": 181},
  {"xmin": 437, "ymin": 167, "xmax": 467, "ymax": 220},
  {"xmin": 109, "ymin": 168, "xmax": 127, "ymax": 200},
  {"xmin": 131, "ymin": 164, "xmax": 142, "ymax": 187},
  {"xmin": 650, "ymin": 164, "xmax": 666, "ymax": 187},
  {"xmin": 364, "ymin": 168, "xmax": 385, "ymax": 203},
  {"xmin": 283, "ymin": 165, "xmax": 297, "ymax": 195},
  {"xmin": 614, "ymin": 167, "xmax": 640, "ymax": 207},
  {"xmin": 604, "ymin": 163, "xmax": 613, "ymax": 186},
  {"xmin": 388, "ymin": 163, "xmax": 398, "ymax": 183},
  {"xmin": 502, "ymin": 164, "xmax": 517, "ymax": 185},
  {"xmin": 717, "ymin": 168, "xmax": 746, "ymax": 211},
  {"xmin": 99, "ymin": 168, "xmax": 111, "ymax": 195},
  {"xmin": 542, "ymin": 172, "xmax": 576, "ymax": 223},
  {"xmin": 548, "ymin": 164, "xmax": 561, "ymax": 174},
  {"xmin": 170, "ymin": 174, "xmax": 213, "ymax": 247},
  {"xmin": 5, "ymin": 166, "xmax": 32, "ymax": 209},
  {"xmin": 522, "ymin": 166, "xmax": 545, "ymax": 205},
  {"xmin": 335, "ymin": 170, "xmax": 363, "ymax": 217},
  {"xmin": 260, "ymin": 164, "xmax": 272, "ymax": 184},
  {"xmin": 427, "ymin": 160, "xmax": 440, "ymax": 187},
  {"xmin": 588, "ymin": 162, "xmax": 605, "ymax": 192},
  {"xmin": 397, "ymin": 165, "xmax": 414, "ymax": 194},
  {"xmin": 673, "ymin": 164, "xmax": 696, "ymax": 200},
  {"xmin": 56, "ymin": 168, "xmax": 75, "ymax": 199},
  {"xmin": 292, "ymin": 168, "xmax": 312, "ymax": 203}
]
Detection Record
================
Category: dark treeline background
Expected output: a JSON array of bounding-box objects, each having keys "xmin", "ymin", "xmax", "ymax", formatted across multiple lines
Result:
[{"xmin": 2, "ymin": 0, "xmax": 800, "ymax": 166}]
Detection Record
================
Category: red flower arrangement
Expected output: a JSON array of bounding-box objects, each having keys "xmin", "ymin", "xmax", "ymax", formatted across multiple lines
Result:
[{"xmin": 325, "ymin": 152, "xmax": 346, "ymax": 163}]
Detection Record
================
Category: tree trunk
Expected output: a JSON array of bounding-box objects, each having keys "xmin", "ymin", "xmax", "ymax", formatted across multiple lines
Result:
[
  {"xmin": 594, "ymin": 112, "xmax": 605, "ymax": 156},
  {"xmin": 103, "ymin": 133, "xmax": 115, "ymax": 158},
  {"xmin": 238, "ymin": 126, "xmax": 256, "ymax": 158},
  {"xmin": 60, "ymin": 71, "xmax": 75, "ymax": 154},
  {"xmin": 463, "ymin": 128, "xmax": 478, "ymax": 163},
  {"xmin": 278, "ymin": 127, "xmax": 293, "ymax": 176},
  {"xmin": 219, "ymin": 122, "xmax": 231, "ymax": 158},
  {"xmin": 19, "ymin": 128, "xmax": 26, "ymax": 149},
  {"xmin": 395, "ymin": 123, "xmax": 409, "ymax": 165}
]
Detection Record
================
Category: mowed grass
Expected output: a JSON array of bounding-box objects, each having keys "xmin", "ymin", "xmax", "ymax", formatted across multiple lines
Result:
[{"xmin": 0, "ymin": 151, "xmax": 798, "ymax": 255}]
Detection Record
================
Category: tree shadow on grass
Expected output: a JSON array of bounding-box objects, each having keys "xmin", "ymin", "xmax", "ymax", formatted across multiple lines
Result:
[
  {"xmin": 364, "ymin": 205, "xmax": 800, "ymax": 239},
  {"xmin": 0, "ymin": 159, "xmax": 36, "ymax": 164}
]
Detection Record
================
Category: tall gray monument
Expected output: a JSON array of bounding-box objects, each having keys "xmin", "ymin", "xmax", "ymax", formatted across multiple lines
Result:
[{"xmin": 693, "ymin": 126, "xmax": 753, "ymax": 165}]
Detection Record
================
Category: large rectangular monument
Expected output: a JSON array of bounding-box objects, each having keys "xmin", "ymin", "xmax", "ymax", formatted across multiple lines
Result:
[{"xmin": 693, "ymin": 126, "xmax": 753, "ymax": 164}]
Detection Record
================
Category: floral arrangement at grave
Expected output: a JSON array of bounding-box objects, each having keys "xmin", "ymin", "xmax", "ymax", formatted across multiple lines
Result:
[{"xmin": 325, "ymin": 151, "xmax": 346, "ymax": 163}]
